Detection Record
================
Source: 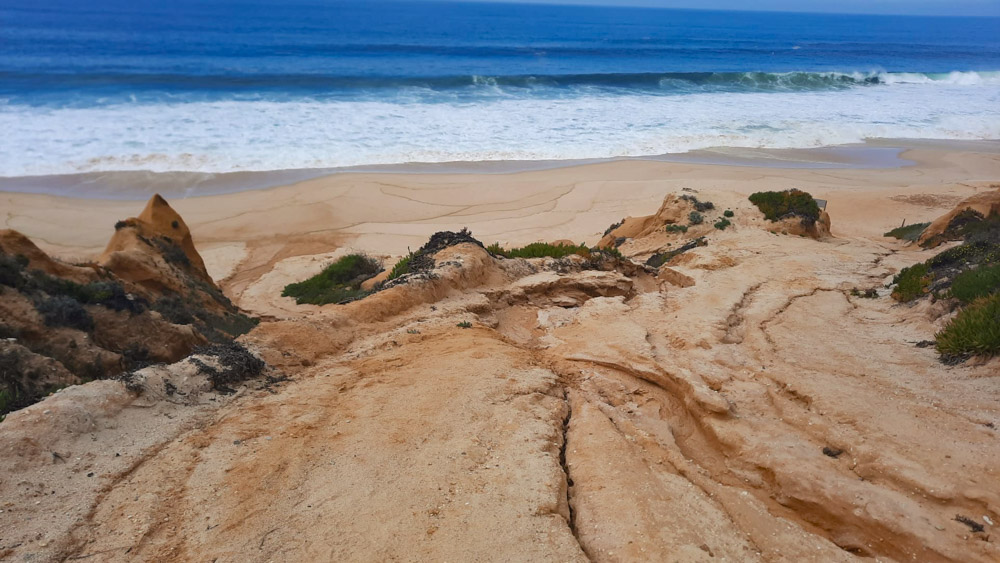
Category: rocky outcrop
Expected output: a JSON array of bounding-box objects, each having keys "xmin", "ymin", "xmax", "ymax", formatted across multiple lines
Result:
[
  {"xmin": 918, "ymin": 187, "xmax": 1000, "ymax": 247},
  {"xmin": 2, "ymin": 190, "xmax": 998, "ymax": 562},
  {"xmin": 597, "ymin": 194, "xmax": 699, "ymax": 248},
  {"xmin": 0, "ymin": 194, "xmax": 256, "ymax": 416},
  {"xmin": 764, "ymin": 209, "xmax": 833, "ymax": 239}
]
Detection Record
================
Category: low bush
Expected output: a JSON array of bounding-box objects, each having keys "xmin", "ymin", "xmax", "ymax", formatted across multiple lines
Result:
[
  {"xmin": 723, "ymin": 209, "xmax": 734, "ymax": 218},
  {"xmin": 281, "ymin": 254, "xmax": 381, "ymax": 305},
  {"xmin": 891, "ymin": 263, "xmax": 931, "ymax": 302},
  {"xmin": 688, "ymin": 211, "xmax": 704, "ymax": 225},
  {"xmin": 35, "ymin": 295, "xmax": 94, "ymax": 331},
  {"xmin": 680, "ymin": 194, "xmax": 715, "ymax": 212},
  {"xmin": 665, "ymin": 224, "xmax": 688, "ymax": 234},
  {"xmin": 935, "ymin": 293, "xmax": 1000, "ymax": 361},
  {"xmin": 884, "ymin": 222, "xmax": 930, "ymax": 241},
  {"xmin": 749, "ymin": 189, "xmax": 821, "ymax": 224},
  {"xmin": 713, "ymin": 218, "xmax": 731, "ymax": 230},
  {"xmin": 192, "ymin": 341, "xmax": 266, "ymax": 392},
  {"xmin": 0, "ymin": 253, "xmax": 30, "ymax": 289},
  {"xmin": 949, "ymin": 263, "xmax": 1000, "ymax": 304}
]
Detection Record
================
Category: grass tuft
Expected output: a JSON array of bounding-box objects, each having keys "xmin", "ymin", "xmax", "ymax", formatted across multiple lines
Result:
[
  {"xmin": 665, "ymin": 224, "xmax": 688, "ymax": 234},
  {"xmin": 713, "ymin": 218, "xmax": 731, "ymax": 230},
  {"xmin": 688, "ymin": 211, "xmax": 704, "ymax": 225},
  {"xmin": 282, "ymin": 253, "xmax": 381, "ymax": 305}
]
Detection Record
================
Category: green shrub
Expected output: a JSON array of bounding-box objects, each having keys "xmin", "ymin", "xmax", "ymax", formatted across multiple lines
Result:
[
  {"xmin": 386, "ymin": 254, "xmax": 413, "ymax": 281},
  {"xmin": 36, "ymin": 295, "xmax": 94, "ymax": 331},
  {"xmin": 457, "ymin": 321, "xmax": 473, "ymax": 329},
  {"xmin": 490, "ymin": 242, "xmax": 590, "ymax": 259},
  {"xmin": 665, "ymin": 224, "xmax": 688, "ymax": 233},
  {"xmin": 281, "ymin": 254, "xmax": 381, "ymax": 305},
  {"xmin": 749, "ymin": 190, "xmax": 821, "ymax": 224},
  {"xmin": 949, "ymin": 263, "xmax": 1000, "ymax": 304},
  {"xmin": 935, "ymin": 293, "xmax": 1000, "ymax": 360},
  {"xmin": 891, "ymin": 263, "xmax": 931, "ymax": 302},
  {"xmin": 723, "ymin": 210, "xmax": 734, "ymax": 218},
  {"xmin": 713, "ymin": 218, "xmax": 731, "ymax": 230},
  {"xmin": 884, "ymin": 222, "xmax": 930, "ymax": 241},
  {"xmin": 688, "ymin": 211, "xmax": 704, "ymax": 225}
]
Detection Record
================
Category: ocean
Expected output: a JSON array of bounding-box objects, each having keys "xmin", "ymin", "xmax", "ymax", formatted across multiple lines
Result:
[{"xmin": 1, "ymin": 0, "xmax": 999, "ymax": 177}]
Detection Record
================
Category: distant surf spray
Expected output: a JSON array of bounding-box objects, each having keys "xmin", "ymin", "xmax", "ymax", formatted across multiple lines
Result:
[
  {"xmin": 1, "ymin": 71, "xmax": 998, "ymax": 176},
  {"xmin": 2, "ymin": 0, "xmax": 999, "ymax": 177}
]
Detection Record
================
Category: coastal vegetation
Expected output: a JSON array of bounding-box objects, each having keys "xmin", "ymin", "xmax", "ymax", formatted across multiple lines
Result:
[
  {"xmin": 889, "ymin": 202, "xmax": 1000, "ymax": 360},
  {"xmin": 281, "ymin": 253, "xmax": 382, "ymax": 305},
  {"xmin": 884, "ymin": 222, "xmax": 929, "ymax": 241},
  {"xmin": 665, "ymin": 224, "xmax": 688, "ymax": 233},
  {"xmin": 487, "ymin": 241, "xmax": 589, "ymax": 259},
  {"xmin": 749, "ymin": 189, "xmax": 821, "ymax": 224},
  {"xmin": 688, "ymin": 211, "xmax": 704, "ymax": 225},
  {"xmin": 935, "ymin": 293, "xmax": 1000, "ymax": 361}
]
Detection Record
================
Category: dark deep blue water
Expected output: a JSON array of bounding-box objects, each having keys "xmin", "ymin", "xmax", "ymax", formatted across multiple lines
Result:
[{"xmin": 1, "ymin": 0, "xmax": 998, "ymax": 174}]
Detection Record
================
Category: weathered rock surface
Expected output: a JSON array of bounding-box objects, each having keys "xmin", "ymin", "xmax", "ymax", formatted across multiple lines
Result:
[{"xmin": 1, "ymin": 191, "xmax": 999, "ymax": 562}]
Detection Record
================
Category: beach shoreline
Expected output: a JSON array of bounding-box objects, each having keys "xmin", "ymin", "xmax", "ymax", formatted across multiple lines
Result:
[{"xmin": 2, "ymin": 138, "xmax": 997, "ymax": 201}]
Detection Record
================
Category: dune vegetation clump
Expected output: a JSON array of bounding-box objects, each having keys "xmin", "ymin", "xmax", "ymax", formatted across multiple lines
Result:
[
  {"xmin": 282, "ymin": 253, "xmax": 382, "ymax": 305},
  {"xmin": 488, "ymin": 241, "xmax": 590, "ymax": 259},
  {"xmin": 714, "ymin": 218, "xmax": 731, "ymax": 230},
  {"xmin": 749, "ymin": 189, "xmax": 821, "ymax": 224},
  {"xmin": 949, "ymin": 263, "xmax": 1000, "ymax": 304},
  {"xmin": 688, "ymin": 211, "xmax": 704, "ymax": 225},
  {"xmin": 665, "ymin": 224, "xmax": 688, "ymax": 233},
  {"xmin": 891, "ymin": 263, "xmax": 931, "ymax": 302},
  {"xmin": 935, "ymin": 293, "xmax": 1000, "ymax": 361},
  {"xmin": 884, "ymin": 222, "xmax": 930, "ymax": 241}
]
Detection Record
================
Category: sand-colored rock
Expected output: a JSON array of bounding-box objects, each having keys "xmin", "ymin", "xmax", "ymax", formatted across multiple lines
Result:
[
  {"xmin": 0, "ymin": 229, "xmax": 98, "ymax": 284},
  {"xmin": 918, "ymin": 186, "xmax": 1000, "ymax": 247},
  {"xmin": 101, "ymin": 194, "xmax": 210, "ymax": 283},
  {"xmin": 656, "ymin": 266, "xmax": 695, "ymax": 287},
  {"xmin": 2, "ymin": 149, "xmax": 1000, "ymax": 562},
  {"xmin": 597, "ymin": 194, "xmax": 695, "ymax": 248}
]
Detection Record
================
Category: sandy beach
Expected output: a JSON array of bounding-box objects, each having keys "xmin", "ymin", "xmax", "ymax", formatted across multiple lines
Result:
[{"xmin": 3, "ymin": 141, "xmax": 998, "ymax": 305}]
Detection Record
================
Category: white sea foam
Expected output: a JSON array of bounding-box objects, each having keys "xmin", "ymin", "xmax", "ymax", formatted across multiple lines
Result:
[{"xmin": 0, "ymin": 77, "xmax": 998, "ymax": 176}]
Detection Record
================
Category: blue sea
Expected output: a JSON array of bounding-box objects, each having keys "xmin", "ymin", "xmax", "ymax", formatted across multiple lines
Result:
[{"xmin": 1, "ymin": 0, "xmax": 999, "ymax": 176}]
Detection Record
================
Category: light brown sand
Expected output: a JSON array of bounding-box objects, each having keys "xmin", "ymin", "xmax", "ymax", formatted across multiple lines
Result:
[{"xmin": 2, "ymin": 143, "xmax": 998, "ymax": 308}]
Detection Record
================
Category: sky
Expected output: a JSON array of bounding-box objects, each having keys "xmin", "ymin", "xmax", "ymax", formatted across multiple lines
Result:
[{"xmin": 453, "ymin": 0, "xmax": 1000, "ymax": 16}]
